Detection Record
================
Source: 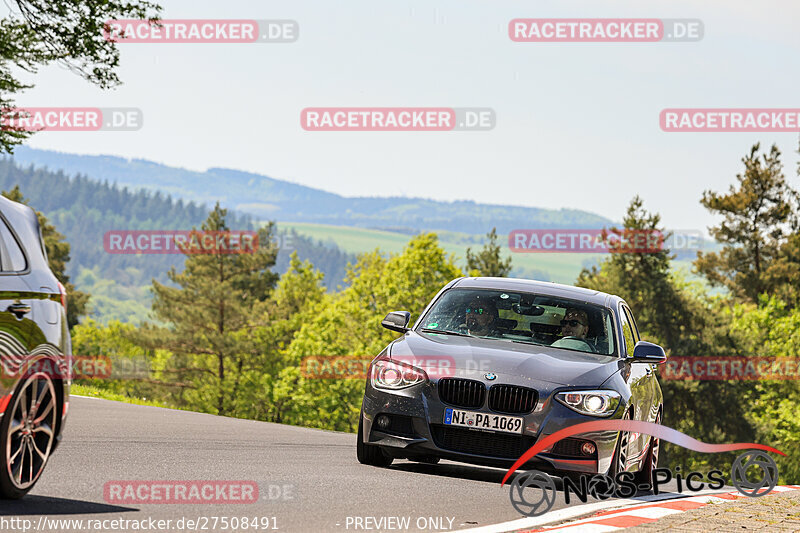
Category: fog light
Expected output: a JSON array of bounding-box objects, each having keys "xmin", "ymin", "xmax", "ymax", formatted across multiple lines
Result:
[
  {"xmin": 376, "ymin": 415, "xmax": 390, "ymax": 430},
  {"xmin": 581, "ymin": 442, "xmax": 596, "ymax": 455}
]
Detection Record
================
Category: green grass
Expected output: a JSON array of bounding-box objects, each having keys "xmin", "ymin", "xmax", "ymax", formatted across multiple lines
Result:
[
  {"xmin": 71, "ymin": 383, "xmax": 179, "ymax": 409},
  {"xmin": 278, "ymin": 222, "xmax": 609, "ymax": 284},
  {"xmin": 277, "ymin": 222, "xmax": 716, "ymax": 287}
]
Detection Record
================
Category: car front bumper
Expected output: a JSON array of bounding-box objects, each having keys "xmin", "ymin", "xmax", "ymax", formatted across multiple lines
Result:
[{"xmin": 361, "ymin": 370, "xmax": 625, "ymax": 475}]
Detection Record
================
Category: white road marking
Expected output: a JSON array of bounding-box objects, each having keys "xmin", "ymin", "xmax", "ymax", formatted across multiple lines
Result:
[{"xmin": 455, "ymin": 487, "xmax": 766, "ymax": 533}]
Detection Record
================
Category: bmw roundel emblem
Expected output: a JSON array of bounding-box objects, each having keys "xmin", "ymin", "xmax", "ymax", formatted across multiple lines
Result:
[{"xmin": 484, "ymin": 372, "xmax": 497, "ymax": 381}]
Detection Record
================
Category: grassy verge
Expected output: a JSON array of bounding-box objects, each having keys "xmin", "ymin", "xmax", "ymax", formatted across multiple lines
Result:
[{"xmin": 71, "ymin": 383, "xmax": 181, "ymax": 409}]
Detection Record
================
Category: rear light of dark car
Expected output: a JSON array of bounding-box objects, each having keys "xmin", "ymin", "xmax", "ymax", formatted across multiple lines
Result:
[{"xmin": 58, "ymin": 281, "xmax": 67, "ymax": 311}]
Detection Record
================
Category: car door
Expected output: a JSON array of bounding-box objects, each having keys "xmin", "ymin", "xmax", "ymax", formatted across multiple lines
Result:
[
  {"xmin": 0, "ymin": 212, "xmax": 37, "ymax": 406},
  {"xmin": 621, "ymin": 304, "xmax": 659, "ymax": 422},
  {"xmin": 618, "ymin": 303, "xmax": 649, "ymax": 464}
]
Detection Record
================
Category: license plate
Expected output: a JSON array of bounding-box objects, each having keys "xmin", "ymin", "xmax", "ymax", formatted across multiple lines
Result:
[{"xmin": 443, "ymin": 408, "xmax": 524, "ymax": 434}]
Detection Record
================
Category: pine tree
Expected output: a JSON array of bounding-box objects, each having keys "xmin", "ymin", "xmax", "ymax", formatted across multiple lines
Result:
[
  {"xmin": 695, "ymin": 143, "xmax": 799, "ymax": 303},
  {"xmin": 138, "ymin": 203, "xmax": 279, "ymax": 416},
  {"xmin": 465, "ymin": 227, "xmax": 513, "ymax": 277}
]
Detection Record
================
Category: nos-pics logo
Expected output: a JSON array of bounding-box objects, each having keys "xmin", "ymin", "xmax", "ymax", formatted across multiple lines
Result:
[{"xmin": 502, "ymin": 420, "xmax": 782, "ymax": 517}]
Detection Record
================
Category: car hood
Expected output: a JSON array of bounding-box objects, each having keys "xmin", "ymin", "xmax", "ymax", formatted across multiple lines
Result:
[{"xmin": 389, "ymin": 331, "xmax": 624, "ymax": 387}]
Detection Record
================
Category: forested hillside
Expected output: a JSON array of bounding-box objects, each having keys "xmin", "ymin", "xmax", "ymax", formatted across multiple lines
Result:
[
  {"xmin": 0, "ymin": 159, "xmax": 355, "ymax": 322},
  {"xmin": 11, "ymin": 147, "xmax": 614, "ymax": 234}
]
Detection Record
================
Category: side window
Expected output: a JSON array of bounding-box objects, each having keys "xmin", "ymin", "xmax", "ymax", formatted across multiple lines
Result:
[
  {"xmin": 618, "ymin": 306, "xmax": 636, "ymax": 356},
  {"xmin": 622, "ymin": 305, "xmax": 641, "ymax": 343},
  {"xmin": 0, "ymin": 216, "xmax": 27, "ymax": 272}
]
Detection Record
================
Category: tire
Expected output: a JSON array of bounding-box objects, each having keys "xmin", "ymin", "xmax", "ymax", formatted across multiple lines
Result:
[
  {"xmin": 633, "ymin": 410, "xmax": 661, "ymax": 489},
  {"xmin": 608, "ymin": 408, "xmax": 631, "ymax": 477},
  {"xmin": 356, "ymin": 412, "xmax": 393, "ymax": 467},
  {"xmin": 0, "ymin": 372, "xmax": 59, "ymax": 499}
]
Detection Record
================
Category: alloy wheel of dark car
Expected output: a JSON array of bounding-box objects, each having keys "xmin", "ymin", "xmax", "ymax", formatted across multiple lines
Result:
[
  {"xmin": 608, "ymin": 409, "xmax": 632, "ymax": 476},
  {"xmin": 634, "ymin": 410, "xmax": 661, "ymax": 488},
  {"xmin": 0, "ymin": 372, "xmax": 58, "ymax": 499},
  {"xmin": 356, "ymin": 411, "xmax": 393, "ymax": 467}
]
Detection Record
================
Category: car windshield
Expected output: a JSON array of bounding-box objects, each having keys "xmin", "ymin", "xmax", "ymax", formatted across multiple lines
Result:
[{"xmin": 417, "ymin": 288, "xmax": 617, "ymax": 356}]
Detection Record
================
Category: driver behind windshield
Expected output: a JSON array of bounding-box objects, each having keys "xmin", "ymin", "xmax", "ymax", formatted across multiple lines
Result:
[
  {"xmin": 462, "ymin": 297, "xmax": 499, "ymax": 337},
  {"xmin": 560, "ymin": 308, "xmax": 589, "ymax": 340}
]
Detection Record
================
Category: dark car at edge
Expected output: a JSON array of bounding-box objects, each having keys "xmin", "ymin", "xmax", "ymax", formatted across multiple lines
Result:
[{"xmin": 0, "ymin": 195, "xmax": 71, "ymax": 499}]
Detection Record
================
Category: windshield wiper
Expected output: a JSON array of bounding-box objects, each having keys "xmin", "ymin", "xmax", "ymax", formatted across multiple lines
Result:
[{"xmin": 419, "ymin": 328, "xmax": 472, "ymax": 338}]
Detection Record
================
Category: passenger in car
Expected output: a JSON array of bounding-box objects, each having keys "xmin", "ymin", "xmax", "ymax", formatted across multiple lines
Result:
[
  {"xmin": 560, "ymin": 308, "xmax": 589, "ymax": 339},
  {"xmin": 462, "ymin": 297, "xmax": 499, "ymax": 337}
]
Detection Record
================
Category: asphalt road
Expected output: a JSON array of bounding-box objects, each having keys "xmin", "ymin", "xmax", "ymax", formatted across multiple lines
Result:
[{"xmin": 0, "ymin": 397, "xmax": 706, "ymax": 532}]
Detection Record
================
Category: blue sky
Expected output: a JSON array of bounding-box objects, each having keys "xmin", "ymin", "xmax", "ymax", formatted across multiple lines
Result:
[{"xmin": 6, "ymin": 0, "xmax": 800, "ymax": 232}]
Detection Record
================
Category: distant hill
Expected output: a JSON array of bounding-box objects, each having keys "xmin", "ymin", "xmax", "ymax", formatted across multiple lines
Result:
[
  {"xmin": 10, "ymin": 147, "xmax": 615, "ymax": 234},
  {"xmin": 0, "ymin": 159, "xmax": 355, "ymax": 323}
]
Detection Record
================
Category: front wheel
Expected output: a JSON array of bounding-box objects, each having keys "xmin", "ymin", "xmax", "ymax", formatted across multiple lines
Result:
[
  {"xmin": 633, "ymin": 411, "xmax": 661, "ymax": 489},
  {"xmin": 608, "ymin": 409, "xmax": 631, "ymax": 477},
  {"xmin": 0, "ymin": 373, "xmax": 59, "ymax": 499},
  {"xmin": 356, "ymin": 412, "xmax": 393, "ymax": 467}
]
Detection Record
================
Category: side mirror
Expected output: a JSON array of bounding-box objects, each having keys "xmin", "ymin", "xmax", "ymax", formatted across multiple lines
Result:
[
  {"xmin": 382, "ymin": 311, "xmax": 411, "ymax": 333},
  {"xmin": 630, "ymin": 341, "xmax": 667, "ymax": 364}
]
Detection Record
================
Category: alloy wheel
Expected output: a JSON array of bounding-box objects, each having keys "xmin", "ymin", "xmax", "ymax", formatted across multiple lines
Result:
[
  {"xmin": 612, "ymin": 409, "xmax": 632, "ymax": 475},
  {"xmin": 5, "ymin": 373, "xmax": 57, "ymax": 490},
  {"xmin": 650, "ymin": 412, "xmax": 661, "ymax": 468}
]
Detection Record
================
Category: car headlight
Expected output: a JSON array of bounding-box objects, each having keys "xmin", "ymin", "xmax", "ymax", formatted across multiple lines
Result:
[
  {"xmin": 370, "ymin": 356, "xmax": 427, "ymax": 390},
  {"xmin": 555, "ymin": 390, "xmax": 621, "ymax": 417}
]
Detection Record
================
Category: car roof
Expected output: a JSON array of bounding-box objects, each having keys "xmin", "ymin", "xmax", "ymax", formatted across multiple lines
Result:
[
  {"xmin": 450, "ymin": 276, "xmax": 619, "ymax": 307},
  {"xmin": 0, "ymin": 194, "xmax": 33, "ymax": 223},
  {"xmin": 0, "ymin": 194, "xmax": 48, "ymax": 271}
]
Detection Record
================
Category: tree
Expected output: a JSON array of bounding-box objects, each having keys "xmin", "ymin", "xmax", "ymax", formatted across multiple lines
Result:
[
  {"xmin": 577, "ymin": 196, "xmax": 756, "ymax": 475},
  {"xmin": 71, "ymin": 319, "xmax": 168, "ymax": 400},
  {"xmin": 0, "ymin": 0, "xmax": 161, "ymax": 153},
  {"xmin": 137, "ymin": 203, "xmax": 279, "ymax": 416},
  {"xmin": 577, "ymin": 196, "xmax": 707, "ymax": 353},
  {"xmin": 695, "ymin": 143, "xmax": 799, "ymax": 303},
  {"xmin": 1, "ymin": 185, "xmax": 89, "ymax": 328},
  {"xmin": 728, "ymin": 296, "xmax": 800, "ymax": 483},
  {"xmin": 229, "ymin": 252, "xmax": 328, "ymax": 423},
  {"xmin": 465, "ymin": 227, "xmax": 513, "ymax": 277},
  {"xmin": 276, "ymin": 233, "xmax": 463, "ymax": 431},
  {"xmin": 762, "ymin": 233, "xmax": 800, "ymax": 305}
]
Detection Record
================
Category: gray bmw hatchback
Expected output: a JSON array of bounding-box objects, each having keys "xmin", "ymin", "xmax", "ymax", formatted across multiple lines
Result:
[
  {"xmin": 0, "ymin": 195, "xmax": 71, "ymax": 499},
  {"xmin": 358, "ymin": 277, "xmax": 665, "ymax": 485}
]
